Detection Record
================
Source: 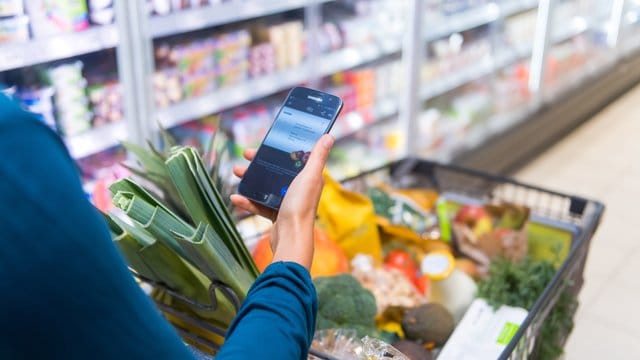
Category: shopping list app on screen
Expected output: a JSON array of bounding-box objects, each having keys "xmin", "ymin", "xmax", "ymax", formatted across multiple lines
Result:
[
  {"xmin": 238, "ymin": 87, "xmax": 342, "ymax": 209},
  {"xmin": 262, "ymin": 106, "xmax": 331, "ymax": 163}
]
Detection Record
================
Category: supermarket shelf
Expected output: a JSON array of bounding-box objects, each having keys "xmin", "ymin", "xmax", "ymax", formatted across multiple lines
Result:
[
  {"xmin": 418, "ymin": 17, "xmax": 593, "ymax": 103},
  {"xmin": 453, "ymin": 47, "xmax": 640, "ymax": 174},
  {"xmin": 551, "ymin": 17, "xmax": 590, "ymax": 45},
  {"xmin": 420, "ymin": 44, "xmax": 531, "ymax": 101},
  {"xmin": 424, "ymin": 0, "xmax": 538, "ymax": 42},
  {"xmin": 0, "ymin": 26, "xmax": 118, "ymax": 73},
  {"xmin": 334, "ymin": 97, "xmax": 398, "ymax": 141},
  {"xmin": 151, "ymin": 0, "xmax": 333, "ymax": 38},
  {"xmin": 65, "ymin": 122, "xmax": 127, "ymax": 159},
  {"xmin": 158, "ymin": 40, "xmax": 402, "ymax": 128},
  {"xmin": 157, "ymin": 63, "xmax": 310, "ymax": 129},
  {"xmin": 317, "ymin": 38, "xmax": 403, "ymax": 75}
]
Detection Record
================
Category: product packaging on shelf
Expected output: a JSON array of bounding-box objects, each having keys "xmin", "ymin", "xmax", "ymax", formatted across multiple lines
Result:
[
  {"xmin": 48, "ymin": 61, "xmax": 92, "ymax": 136},
  {"xmin": 26, "ymin": 0, "xmax": 90, "ymax": 38},
  {"xmin": 215, "ymin": 30, "xmax": 250, "ymax": 87},
  {"xmin": 88, "ymin": 0, "xmax": 115, "ymax": 25},
  {"xmin": 249, "ymin": 42, "xmax": 276, "ymax": 78},
  {"xmin": 147, "ymin": 0, "xmax": 212, "ymax": 16},
  {"xmin": 0, "ymin": 0, "xmax": 24, "ymax": 17},
  {"xmin": 87, "ymin": 80, "xmax": 123, "ymax": 127},
  {"xmin": 14, "ymin": 86, "xmax": 57, "ymax": 130},
  {"xmin": 78, "ymin": 146, "xmax": 128, "ymax": 209},
  {"xmin": 253, "ymin": 20, "xmax": 305, "ymax": 71},
  {"xmin": 154, "ymin": 28, "xmax": 251, "ymax": 105},
  {"xmin": 221, "ymin": 102, "xmax": 274, "ymax": 151},
  {"xmin": 0, "ymin": 15, "xmax": 29, "ymax": 44}
]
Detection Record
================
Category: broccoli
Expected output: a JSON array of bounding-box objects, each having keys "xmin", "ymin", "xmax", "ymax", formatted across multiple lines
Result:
[{"xmin": 314, "ymin": 274, "xmax": 378, "ymax": 337}]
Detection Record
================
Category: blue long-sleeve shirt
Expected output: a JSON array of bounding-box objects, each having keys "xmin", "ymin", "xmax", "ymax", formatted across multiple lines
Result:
[{"xmin": 0, "ymin": 95, "xmax": 317, "ymax": 359}]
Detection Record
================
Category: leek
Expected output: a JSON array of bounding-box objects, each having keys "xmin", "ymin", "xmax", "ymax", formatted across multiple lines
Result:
[{"xmin": 104, "ymin": 140, "xmax": 259, "ymax": 334}]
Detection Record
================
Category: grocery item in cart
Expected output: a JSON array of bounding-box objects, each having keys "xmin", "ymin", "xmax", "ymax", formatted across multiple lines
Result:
[
  {"xmin": 420, "ymin": 251, "xmax": 477, "ymax": 322},
  {"xmin": 450, "ymin": 202, "xmax": 529, "ymax": 273},
  {"xmin": 317, "ymin": 172, "xmax": 383, "ymax": 262},
  {"xmin": 437, "ymin": 298, "xmax": 528, "ymax": 360},
  {"xmin": 310, "ymin": 329, "xmax": 408, "ymax": 360}
]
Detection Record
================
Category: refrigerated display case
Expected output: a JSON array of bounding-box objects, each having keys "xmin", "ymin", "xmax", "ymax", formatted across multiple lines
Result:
[
  {"xmin": 3, "ymin": 0, "xmax": 640, "ymax": 194},
  {"xmin": 0, "ymin": 0, "xmax": 130, "ymax": 204},
  {"xmin": 130, "ymin": 0, "xmax": 412, "ymax": 180}
]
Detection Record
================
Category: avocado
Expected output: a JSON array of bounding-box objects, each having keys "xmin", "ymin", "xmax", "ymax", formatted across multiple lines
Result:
[{"xmin": 401, "ymin": 303, "xmax": 455, "ymax": 346}]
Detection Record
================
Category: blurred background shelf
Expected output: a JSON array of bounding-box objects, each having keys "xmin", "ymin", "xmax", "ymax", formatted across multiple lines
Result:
[
  {"xmin": 150, "ymin": 0, "xmax": 334, "ymax": 38},
  {"xmin": 0, "ymin": 25, "xmax": 118, "ymax": 72},
  {"xmin": 65, "ymin": 122, "xmax": 127, "ymax": 159},
  {"xmin": 317, "ymin": 38, "xmax": 402, "ymax": 76},
  {"xmin": 156, "ymin": 63, "xmax": 310, "ymax": 129},
  {"xmin": 424, "ymin": 0, "xmax": 538, "ymax": 41},
  {"xmin": 2, "ymin": 0, "xmax": 640, "ymax": 203},
  {"xmin": 157, "ymin": 38, "xmax": 402, "ymax": 129}
]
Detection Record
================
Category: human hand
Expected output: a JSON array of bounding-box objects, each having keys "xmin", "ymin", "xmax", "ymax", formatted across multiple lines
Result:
[{"xmin": 230, "ymin": 134, "xmax": 334, "ymax": 269}]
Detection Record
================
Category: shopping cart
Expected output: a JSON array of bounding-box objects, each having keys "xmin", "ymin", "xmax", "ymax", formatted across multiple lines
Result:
[
  {"xmin": 340, "ymin": 158, "xmax": 604, "ymax": 359},
  {"xmin": 139, "ymin": 157, "xmax": 604, "ymax": 360}
]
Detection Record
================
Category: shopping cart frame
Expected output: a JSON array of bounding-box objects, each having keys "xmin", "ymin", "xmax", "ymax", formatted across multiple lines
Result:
[
  {"xmin": 340, "ymin": 157, "xmax": 604, "ymax": 359},
  {"xmin": 139, "ymin": 157, "xmax": 604, "ymax": 359}
]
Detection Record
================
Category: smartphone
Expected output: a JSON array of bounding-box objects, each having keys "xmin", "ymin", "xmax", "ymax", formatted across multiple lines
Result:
[{"xmin": 237, "ymin": 86, "xmax": 343, "ymax": 210}]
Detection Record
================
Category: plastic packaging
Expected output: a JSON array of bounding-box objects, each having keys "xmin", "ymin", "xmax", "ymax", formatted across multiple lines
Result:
[
  {"xmin": 0, "ymin": 0, "xmax": 24, "ymax": 17},
  {"xmin": 310, "ymin": 329, "xmax": 408, "ymax": 360},
  {"xmin": 438, "ymin": 299, "xmax": 529, "ymax": 360},
  {"xmin": 420, "ymin": 251, "xmax": 477, "ymax": 322},
  {"xmin": 47, "ymin": 61, "xmax": 92, "ymax": 136},
  {"xmin": 0, "ymin": 15, "xmax": 29, "ymax": 44},
  {"xmin": 26, "ymin": 0, "xmax": 90, "ymax": 38}
]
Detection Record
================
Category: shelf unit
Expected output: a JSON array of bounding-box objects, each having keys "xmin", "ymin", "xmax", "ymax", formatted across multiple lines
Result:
[
  {"xmin": 423, "ymin": 0, "xmax": 538, "ymax": 42},
  {"xmin": 157, "ymin": 36, "xmax": 403, "ymax": 129},
  {"xmin": 0, "ymin": 25, "xmax": 119, "ymax": 73},
  {"xmin": 149, "ymin": 0, "xmax": 334, "ymax": 38},
  {"xmin": 3, "ymin": 0, "xmax": 639, "ymax": 177},
  {"xmin": 65, "ymin": 122, "xmax": 127, "ymax": 159}
]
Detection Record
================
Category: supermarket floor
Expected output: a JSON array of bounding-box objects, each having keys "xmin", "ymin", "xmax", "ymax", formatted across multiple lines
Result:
[{"xmin": 516, "ymin": 84, "xmax": 640, "ymax": 359}]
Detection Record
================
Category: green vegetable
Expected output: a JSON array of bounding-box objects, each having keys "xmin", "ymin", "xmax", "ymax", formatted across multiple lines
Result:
[
  {"xmin": 103, "ymin": 138, "xmax": 258, "ymax": 331},
  {"xmin": 315, "ymin": 274, "xmax": 378, "ymax": 338},
  {"xmin": 476, "ymin": 257, "xmax": 577, "ymax": 360}
]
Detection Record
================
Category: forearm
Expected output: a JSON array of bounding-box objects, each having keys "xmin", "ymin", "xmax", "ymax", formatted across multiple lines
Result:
[
  {"xmin": 216, "ymin": 262, "xmax": 317, "ymax": 360},
  {"xmin": 271, "ymin": 219, "xmax": 314, "ymax": 269}
]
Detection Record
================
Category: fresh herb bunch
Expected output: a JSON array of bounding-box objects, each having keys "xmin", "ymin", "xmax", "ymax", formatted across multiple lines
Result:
[
  {"xmin": 477, "ymin": 257, "xmax": 556, "ymax": 309},
  {"xmin": 477, "ymin": 257, "xmax": 577, "ymax": 360}
]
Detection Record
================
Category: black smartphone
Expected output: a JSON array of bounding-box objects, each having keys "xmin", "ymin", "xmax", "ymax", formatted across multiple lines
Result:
[{"xmin": 237, "ymin": 86, "xmax": 343, "ymax": 210}]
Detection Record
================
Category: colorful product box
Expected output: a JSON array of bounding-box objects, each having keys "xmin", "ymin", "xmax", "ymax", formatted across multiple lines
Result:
[{"xmin": 26, "ymin": 0, "xmax": 90, "ymax": 38}]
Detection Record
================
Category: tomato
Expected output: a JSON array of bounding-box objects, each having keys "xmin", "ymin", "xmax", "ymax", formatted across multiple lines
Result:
[
  {"xmin": 416, "ymin": 275, "xmax": 430, "ymax": 296},
  {"xmin": 385, "ymin": 250, "xmax": 416, "ymax": 270},
  {"xmin": 385, "ymin": 250, "xmax": 419, "ymax": 283}
]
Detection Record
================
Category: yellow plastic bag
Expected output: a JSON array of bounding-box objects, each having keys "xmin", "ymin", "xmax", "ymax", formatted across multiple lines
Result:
[{"xmin": 317, "ymin": 171, "xmax": 382, "ymax": 263}]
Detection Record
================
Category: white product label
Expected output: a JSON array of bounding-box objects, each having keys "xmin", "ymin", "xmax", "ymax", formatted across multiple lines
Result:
[{"xmin": 438, "ymin": 298, "xmax": 529, "ymax": 360}]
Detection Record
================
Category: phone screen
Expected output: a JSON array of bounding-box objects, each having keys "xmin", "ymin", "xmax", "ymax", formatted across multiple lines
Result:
[{"xmin": 238, "ymin": 87, "xmax": 342, "ymax": 209}]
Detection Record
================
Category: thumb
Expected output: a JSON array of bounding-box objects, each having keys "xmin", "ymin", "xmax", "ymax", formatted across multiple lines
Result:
[{"xmin": 298, "ymin": 134, "xmax": 334, "ymax": 179}]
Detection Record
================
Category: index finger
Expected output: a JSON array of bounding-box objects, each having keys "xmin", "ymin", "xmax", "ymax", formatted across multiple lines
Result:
[{"xmin": 243, "ymin": 148, "xmax": 257, "ymax": 161}]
